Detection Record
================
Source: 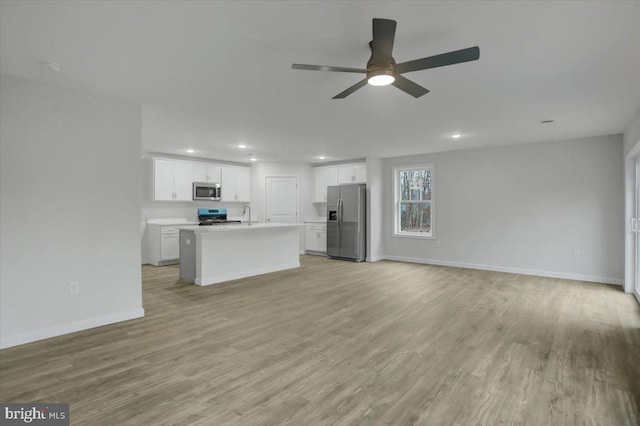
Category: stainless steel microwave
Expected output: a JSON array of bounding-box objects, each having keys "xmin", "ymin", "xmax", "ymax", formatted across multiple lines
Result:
[{"xmin": 193, "ymin": 182, "xmax": 221, "ymax": 201}]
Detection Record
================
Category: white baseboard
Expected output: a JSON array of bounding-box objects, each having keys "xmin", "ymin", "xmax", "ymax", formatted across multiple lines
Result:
[
  {"xmin": 0, "ymin": 308, "xmax": 145, "ymax": 349},
  {"xmin": 635, "ymin": 290, "xmax": 640, "ymax": 305},
  {"xmin": 196, "ymin": 262, "xmax": 301, "ymax": 286},
  {"xmin": 366, "ymin": 255, "xmax": 385, "ymax": 262},
  {"xmin": 382, "ymin": 255, "xmax": 624, "ymax": 286}
]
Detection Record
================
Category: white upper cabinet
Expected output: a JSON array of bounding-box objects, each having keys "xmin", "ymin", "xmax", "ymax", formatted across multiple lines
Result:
[
  {"xmin": 338, "ymin": 164, "xmax": 367, "ymax": 184},
  {"xmin": 354, "ymin": 164, "xmax": 367, "ymax": 183},
  {"xmin": 326, "ymin": 167, "xmax": 339, "ymax": 187},
  {"xmin": 221, "ymin": 166, "xmax": 251, "ymax": 202},
  {"xmin": 154, "ymin": 159, "xmax": 175, "ymax": 201},
  {"xmin": 153, "ymin": 159, "xmax": 193, "ymax": 201},
  {"xmin": 153, "ymin": 158, "xmax": 247, "ymax": 202},
  {"xmin": 193, "ymin": 164, "xmax": 221, "ymax": 183},
  {"xmin": 313, "ymin": 167, "xmax": 338, "ymax": 203},
  {"xmin": 313, "ymin": 163, "xmax": 365, "ymax": 203},
  {"xmin": 235, "ymin": 167, "xmax": 251, "ymax": 202},
  {"xmin": 173, "ymin": 162, "xmax": 194, "ymax": 200}
]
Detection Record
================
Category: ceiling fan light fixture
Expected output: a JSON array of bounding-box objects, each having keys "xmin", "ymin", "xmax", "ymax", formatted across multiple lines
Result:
[{"xmin": 367, "ymin": 69, "xmax": 395, "ymax": 86}]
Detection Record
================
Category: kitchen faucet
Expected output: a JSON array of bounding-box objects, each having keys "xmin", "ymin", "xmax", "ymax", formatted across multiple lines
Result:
[{"xmin": 243, "ymin": 205, "xmax": 252, "ymax": 226}]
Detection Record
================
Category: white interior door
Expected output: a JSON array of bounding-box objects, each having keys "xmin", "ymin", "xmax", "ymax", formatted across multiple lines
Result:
[{"xmin": 265, "ymin": 177, "xmax": 297, "ymax": 223}]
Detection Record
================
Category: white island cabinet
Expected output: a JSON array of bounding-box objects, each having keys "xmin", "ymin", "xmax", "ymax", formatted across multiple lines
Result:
[{"xmin": 179, "ymin": 223, "xmax": 302, "ymax": 286}]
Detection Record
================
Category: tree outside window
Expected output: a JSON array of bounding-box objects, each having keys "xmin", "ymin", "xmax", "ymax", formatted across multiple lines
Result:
[{"xmin": 395, "ymin": 166, "xmax": 433, "ymax": 237}]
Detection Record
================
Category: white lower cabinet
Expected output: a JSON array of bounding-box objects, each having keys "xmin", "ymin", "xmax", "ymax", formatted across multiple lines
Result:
[
  {"xmin": 305, "ymin": 223, "xmax": 327, "ymax": 254},
  {"xmin": 160, "ymin": 233, "xmax": 179, "ymax": 260},
  {"xmin": 147, "ymin": 224, "xmax": 182, "ymax": 266}
]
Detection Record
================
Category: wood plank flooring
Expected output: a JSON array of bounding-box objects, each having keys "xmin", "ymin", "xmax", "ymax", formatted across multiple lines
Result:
[{"xmin": 1, "ymin": 255, "xmax": 639, "ymax": 425}]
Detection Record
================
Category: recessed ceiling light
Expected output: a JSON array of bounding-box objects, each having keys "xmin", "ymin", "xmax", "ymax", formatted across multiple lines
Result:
[
  {"xmin": 250, "ymin": 158, "xmax": 257, "ymax": 162},
  {"xmin": 237, "ymin": 144, "xmax": 247, "ymax": 149},
  {"xmin": 186, "ymin": 148, "xmax": 195, "ymax": 153},
  {"xmin": 318, "ymin": 156, "xmax": 326, "ymax": 160},
  {"xmin": 540, "ymin": 120, "xmax": 555, "ymax": 124},
  {"xmin": 451, "ymin": 133, "xmax": 462, "ymax": 139}
]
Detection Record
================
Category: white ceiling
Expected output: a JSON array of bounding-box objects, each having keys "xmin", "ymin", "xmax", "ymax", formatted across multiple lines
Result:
[{"xmin": 1, "ymin": 1, "xmax": 639, "ymax": 164}]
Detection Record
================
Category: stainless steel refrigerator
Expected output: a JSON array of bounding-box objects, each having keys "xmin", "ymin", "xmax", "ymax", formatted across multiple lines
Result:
[{"xmin": 327, "ymin": 183, "xmax": 366, "ymax": 262}]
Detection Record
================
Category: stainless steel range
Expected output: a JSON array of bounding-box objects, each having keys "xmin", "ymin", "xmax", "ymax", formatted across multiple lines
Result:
[{"xmin": 198, "ymin": 208, "xmax": 242, "ymax": 226}]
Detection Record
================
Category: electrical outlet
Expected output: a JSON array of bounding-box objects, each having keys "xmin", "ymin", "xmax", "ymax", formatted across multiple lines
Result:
[
  {"xmin": 574, "ymin": 250, "xmax": 581, "ymax": 258},
  {"xmin": 186, "ymin": 239, "xmax": 191, "ymax": 245},
  {"xmin": 69, "ymin": 281, "xmax": 80, "ymax": 295}
]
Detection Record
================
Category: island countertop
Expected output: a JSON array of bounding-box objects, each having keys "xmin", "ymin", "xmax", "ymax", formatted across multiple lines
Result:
[{"xmin": 178, "ymin": 223, "xmax": 303, "ymax": 234}]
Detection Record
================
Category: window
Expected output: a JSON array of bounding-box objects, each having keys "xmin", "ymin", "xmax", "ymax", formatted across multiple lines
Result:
[{"xmin": 394, "ymin": 165, "xmax": 433, "ymax": 238}]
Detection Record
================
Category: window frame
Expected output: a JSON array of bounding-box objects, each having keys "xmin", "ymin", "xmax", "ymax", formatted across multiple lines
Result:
[{"xmin": 393, "ymin": 164, "xmax": 434, "ymax": 239}]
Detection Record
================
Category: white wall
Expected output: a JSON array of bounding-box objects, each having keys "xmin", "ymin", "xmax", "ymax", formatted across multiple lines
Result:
[
  {"xmin": 383, "ymin": 135, "xmax": 624, "ymax": 284},
  {"xmin": 0, "ymin": 74, "xmax": 144, "ymax": 348},
  {"xmin": 624, "ymin": 107, "xmax": 640, "ymax": 156},
  {"xmin": 366, "ymin": 156, "xmax": 384, "ymax": 262}
]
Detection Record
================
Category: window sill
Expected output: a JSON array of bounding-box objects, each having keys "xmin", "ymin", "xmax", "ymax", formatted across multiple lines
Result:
[{"xmin": 392, "ymin": 232, "xmax": 434, "ymax": 240}]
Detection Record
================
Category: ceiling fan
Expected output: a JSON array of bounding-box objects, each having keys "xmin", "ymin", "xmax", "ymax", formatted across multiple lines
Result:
[{"xmin": 292, "ymin": 18, "xmax": 480, "ymax": 99}]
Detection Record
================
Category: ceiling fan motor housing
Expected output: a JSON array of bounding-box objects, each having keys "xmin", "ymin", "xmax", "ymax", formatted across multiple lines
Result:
[{"xmin": 367, "ymin": 40, "xmax": 396, "ymax": 78}]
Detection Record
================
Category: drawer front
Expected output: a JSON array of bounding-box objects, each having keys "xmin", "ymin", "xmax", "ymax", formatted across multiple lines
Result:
[
  {"xmin": 306, "ymin": 224, "xmax": 327, "ymax": 231},
  {"xmin": 161, "ymin": 226, "xmax": 180, "ymax": 235}
]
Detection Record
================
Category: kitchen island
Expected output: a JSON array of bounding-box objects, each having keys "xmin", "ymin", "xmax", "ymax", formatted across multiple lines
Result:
[{"xmin": 178, "ymin": 223, "xmax": 302, "ymax": 286}]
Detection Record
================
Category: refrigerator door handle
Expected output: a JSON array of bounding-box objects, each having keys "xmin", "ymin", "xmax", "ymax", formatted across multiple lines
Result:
[{"xmin": 337, "ymin": 198, "xmax": 342, "ymax": 227}]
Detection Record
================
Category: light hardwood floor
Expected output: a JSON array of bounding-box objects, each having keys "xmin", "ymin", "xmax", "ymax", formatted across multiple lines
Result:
[{"xmin": 1, "ymin": 256, "xmax": 639, "ymax": 425}]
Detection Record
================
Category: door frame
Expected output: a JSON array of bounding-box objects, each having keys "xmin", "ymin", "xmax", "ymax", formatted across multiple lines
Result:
[{"xmin": 264, "ymin": 175, "xmax": 299, "ymax": 224}]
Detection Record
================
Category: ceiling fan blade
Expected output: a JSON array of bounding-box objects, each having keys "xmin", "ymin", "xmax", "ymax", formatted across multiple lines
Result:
[
  {"xmin": 332, "ymin": 79, "xmax": 368, "ymax": 99},
  {"xmin": 371, "ymin": 18, "xmax": 397, "ymax": 63},
  {"xmin": 292, "ymin": 64, "xmax": 367, "ymax": 74},
  {"xmin": 392, "ymin": 75, "xmax": 430, "ymax": 98},
  {"xmin": 395, "ymin": 46, "xmax": 480, "ymax": 74}
]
